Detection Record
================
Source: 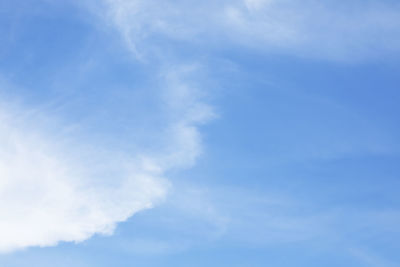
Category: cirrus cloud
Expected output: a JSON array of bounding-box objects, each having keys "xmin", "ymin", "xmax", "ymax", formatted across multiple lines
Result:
[{"xmin": 98, "ymin": 0, "xmax": 400, "ymax": 61}]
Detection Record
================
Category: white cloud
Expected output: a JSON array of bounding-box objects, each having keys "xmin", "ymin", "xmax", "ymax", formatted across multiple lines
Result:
[
  {"xmin": 156, "ymin": 65, "xmax": 215, "ymax": 169},
  {"xmin": 0, "ymin": 101, "xmax": 167, "ymax": 253},
  {"xmin": 224, "ymin": 0, "xmax": 400, "ymax": 60},
  {"xmin": 97, "ymin": 0, "xmax": 400, "ymax": 61},
  {"xmin": 0, "ymin": 0, "xmax": 218, "ymax": 253},
  {"xmin": 0, "ymin": 59, "xmax": 213, "ymax": 253}
]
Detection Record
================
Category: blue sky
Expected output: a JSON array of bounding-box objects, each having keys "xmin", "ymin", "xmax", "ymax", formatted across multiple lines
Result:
[{"xmin": 1, "ymin": 0, "xmax": 400, "ymax": 266}]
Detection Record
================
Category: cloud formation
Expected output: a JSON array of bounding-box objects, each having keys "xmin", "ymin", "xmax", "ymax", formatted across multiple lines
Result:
[
  {"xmin": 2, "ymin": 0, "xmax": 398, "ymax": 254},
  {"xmin": 100, "ymin": 0, "xmax": 400, "ymax": 60},
  {"xmin": 0, "ymin": 59, "xmax": 212, "ymax": 253},
  {"xmin": 225, "ymin": 0, "xmax": 400, "ymax": 60},
  {"xmin": 0, "ymin": 99, "xmax": 167, "ymax": 252}
]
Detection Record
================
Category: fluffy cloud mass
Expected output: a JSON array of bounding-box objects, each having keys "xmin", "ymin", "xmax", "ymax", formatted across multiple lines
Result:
[
  {"xmin": 0, "ymin": 61, "xmax": 212, "ymax": 253},
  {"xmin": 0, "ymin": 101, "xmax": 166, "ymax": 252}
]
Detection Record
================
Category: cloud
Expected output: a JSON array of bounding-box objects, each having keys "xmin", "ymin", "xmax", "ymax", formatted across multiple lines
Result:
[
  {"xmin": 119, "ymin": 180, "xmax": 400, "ymax": 257},
  {"xmin": 0, "ymin": 0, "xmax": 217, "ymax": 253},
  {"xmin": 155, "ymin": 64, "xmax": 215, "ymax": 169},
  {"xmin": 224, "ymin": 0, "xmax": 400, "ymax": 60},
  {"xmin": 5, "ymin": 0, "xmax": 398, "ymax": 255},
  {"xmin": 0, "ymin": 59, "xmax": 213, "ymax": 253},
  {"xmin": 97, "ymin": 0, "xmax": 400, "ymax": 61},
  {"xmin": 0, "ymin": 99, "xmax": 166, "ymax": 253}
]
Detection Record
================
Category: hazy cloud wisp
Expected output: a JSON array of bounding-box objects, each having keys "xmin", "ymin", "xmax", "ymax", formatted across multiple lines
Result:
[{"xmin": 101, "ymin": 0, "xmax": 400, "ymax": 60}]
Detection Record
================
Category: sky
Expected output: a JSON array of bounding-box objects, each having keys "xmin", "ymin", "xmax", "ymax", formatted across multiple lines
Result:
[{"xmin": 1, "ymin": 0, "xmax": 400, "ymax": 266}]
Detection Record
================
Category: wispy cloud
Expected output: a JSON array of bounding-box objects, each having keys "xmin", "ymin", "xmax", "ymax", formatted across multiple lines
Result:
[
  {"xmin": 93, "ymin": 0, "xmax": 400, "ymax": 61},
  {"xmin": 118, "ymin": 182, "xmax": 400, "ymax": 261},
  {"xmin": 225, "ymin": 0, "xmax": 400, "ymax": 60}
]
